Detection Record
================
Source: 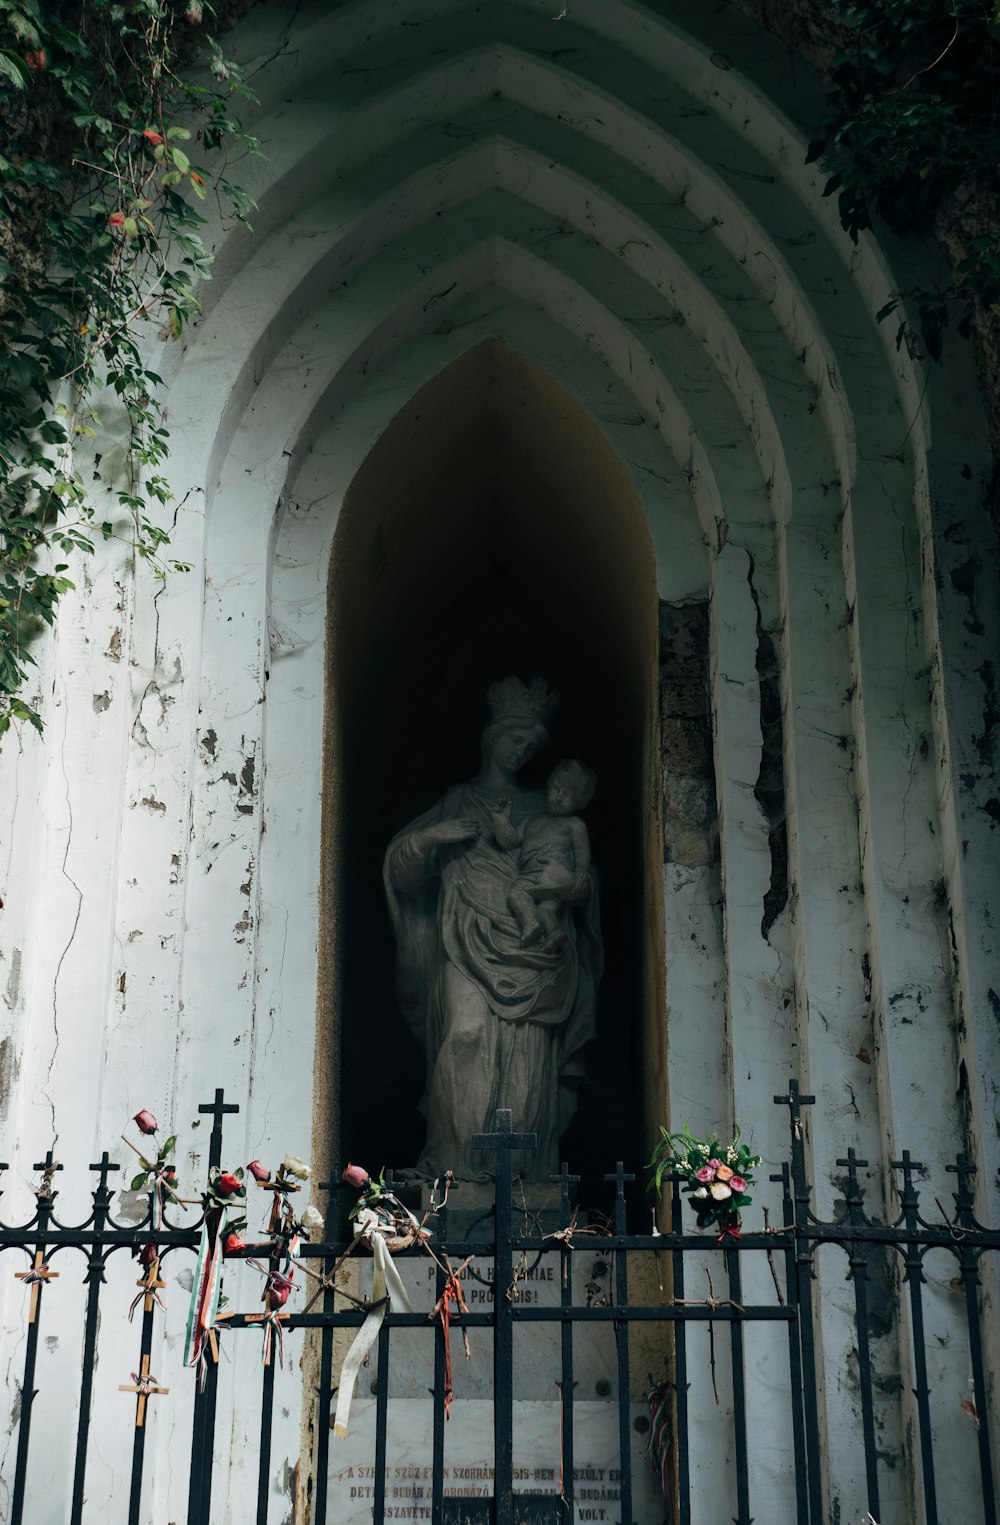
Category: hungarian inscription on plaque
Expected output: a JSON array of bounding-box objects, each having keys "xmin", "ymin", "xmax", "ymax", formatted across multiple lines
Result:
[{"xmin": 327, "ymin": 1399, "xmax": 657, "ymax": 1522}]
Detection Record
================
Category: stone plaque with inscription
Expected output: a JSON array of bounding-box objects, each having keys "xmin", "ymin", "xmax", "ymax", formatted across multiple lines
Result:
[
  {"xmin": 328, "ymin": 1250, "xmax": 665, "ymax": 1522},
  {"xmin": 327, "ymin": 1399, "xmax": 657, "ymax": 1522}
]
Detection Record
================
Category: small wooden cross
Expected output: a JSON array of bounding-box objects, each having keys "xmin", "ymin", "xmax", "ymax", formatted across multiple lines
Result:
[
  {"xmin": 119, "ymin": 1353, "xmax": 168, "ymax": 1428},
  {"xmin": 33, "ymin": 1150, "xmax": 63, "ymax": 1201},
  {"xmin": 205, "ymin": 1306, "xmax": 237, "ymax": 1365},
  {"xmin": 15, "ymin": 1250, "xmax": 59, "ymax": 1323},
  {"xmin": 135, "ymin": 1254, "xmax": 167, "ymax": 1316}
]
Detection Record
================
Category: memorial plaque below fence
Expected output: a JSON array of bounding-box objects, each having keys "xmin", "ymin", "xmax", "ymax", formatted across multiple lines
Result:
[{"xmin": 327, "ymin": 1398, "xmax": 658, "ymax": 1523}]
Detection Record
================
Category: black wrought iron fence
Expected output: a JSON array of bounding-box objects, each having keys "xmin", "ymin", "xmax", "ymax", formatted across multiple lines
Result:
[{"xmin": 0, "ymin": 1082, "xmax": 997, "ymax": 1525}]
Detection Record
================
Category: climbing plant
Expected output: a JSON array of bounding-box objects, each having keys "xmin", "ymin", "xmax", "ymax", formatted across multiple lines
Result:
[
  {"xmin": 0, "ymin": 0, "xmax": 257, "ymax": 736},
  {"xmin": 806, "ymin": 0, "xmax": 1000, "ymax": 362}
]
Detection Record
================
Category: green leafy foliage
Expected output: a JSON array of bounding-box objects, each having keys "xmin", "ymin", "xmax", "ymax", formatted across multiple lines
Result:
[
  {"xmin": 0, "ymin": 0, "xmax": 258, "ymax": 735},
  {"xmin": 807, "ymin": 0, "xmax": 1000, "ymax": 360}
]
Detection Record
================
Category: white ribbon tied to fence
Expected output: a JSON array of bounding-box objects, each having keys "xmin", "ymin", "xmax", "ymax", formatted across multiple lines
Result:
[{"xmin": 333, "ymin": 1206, "xmax": 415, "ymax": 1437}]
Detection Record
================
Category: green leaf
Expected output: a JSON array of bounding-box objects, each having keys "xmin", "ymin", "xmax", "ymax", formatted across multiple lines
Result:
[
  {"xmin": 131, "ymin": 1172, "xmax": 149, "ymax": 1190},
  {"xmin": 157, "ymin": 1134, "xmax": 177, "ymax": 1160},
  {"xmin": 0, "ymin": 50, "xmax": 31, "ymax": 90}
]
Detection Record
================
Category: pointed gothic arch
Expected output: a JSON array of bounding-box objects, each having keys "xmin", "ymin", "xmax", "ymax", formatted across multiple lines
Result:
[{"xmin": 324, "ymin": 341, "xmax": 664, "ymax": 1186}]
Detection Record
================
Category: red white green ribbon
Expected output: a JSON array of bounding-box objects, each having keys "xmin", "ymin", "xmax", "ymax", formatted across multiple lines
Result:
[
  {"xmin": 184, "ymin": 1212, "xmax": 224, "ymax": 1389},
  {"xmin": 258, "ymin": 1309, "xmax": 286, "ymax": 1367}
]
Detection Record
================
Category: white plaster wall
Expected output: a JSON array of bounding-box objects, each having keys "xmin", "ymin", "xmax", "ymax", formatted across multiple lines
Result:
[{"xmin": 0, "ymin": 2, "xmax": 997, "ymax": 1521}]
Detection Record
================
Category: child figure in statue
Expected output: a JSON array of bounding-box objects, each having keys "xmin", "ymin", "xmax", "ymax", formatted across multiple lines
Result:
[{"xmin": 489, "ymin": 758, "xmax": 597, "ymax": 949}]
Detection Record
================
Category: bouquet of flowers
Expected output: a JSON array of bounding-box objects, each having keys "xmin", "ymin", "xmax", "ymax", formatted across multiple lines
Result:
[{"xmin": 648, "ymin": 1125, "xmax": 762, "ymax": 1234}]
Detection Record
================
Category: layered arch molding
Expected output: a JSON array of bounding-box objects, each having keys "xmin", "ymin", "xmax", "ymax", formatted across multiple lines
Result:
[{"xmin": 2, "ymin": 3, "xmax": 998, "ymax": 1523}]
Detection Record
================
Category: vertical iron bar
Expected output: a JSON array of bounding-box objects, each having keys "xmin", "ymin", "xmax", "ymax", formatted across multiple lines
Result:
[
  {"xmin": 839, "ymin": 1150, "xmax": 880, "ymax": 1520},
  {"xmin": 959, "ymin": 1248, "xmax": 997, "ymax": 1525},
  {"xmin": 494, "ymin": 1115, "xmax": 515, "ymax": 1525},
  {"xmin": 554, "ymin": 1164, "xmax": 578, "ymax": 1523},
  {"xmin": 671, "ymin": 1174, "xmax": 690, "ymax": 1525},
  {"xmin": 431, "ymin": 1194, "xmax": 449, "ymax": 1525},
  {"xmin": 606, "ymin": 1164, "xmax": 634, "ymax": 1525},
  {"xmin": 256, "ymin": 1353, "xmax": 277, "ymax": 1525},
  {"xmin": 126, "ymin": 1284, "xmax": 159, "ymax": 1525},
  {"xmin": 311, "ymin": 1195, "xmax": 337, "ymax": 1525},
  {"xmin": 473, "ymin": 1110, "xmax": 534, "ymax": 1525},
  {"xmin": 70, "ymin": 1153, "xmax": 118, "ymax": 1525},
  {"xmin": 188, "ymin": 1089, "xmax": 239, "ymax": 1525},
  {"xmin": 777, "ymin": 1082, "xmax": 824, "ymax": 1525},
  {"xmin": 725, "ymin": 1247, "xmax": 751, "ymax": 1525},
  {"xmin": 372, "ymin": 1318, "xmax": 391, "ymax": 1525},
  {"xmin": 775, "ymin": 1165, "xmax": 810, "ymax": 1525},
  {"xmin": 949, "ymin": 1155, "xmax": 997, "ymax": 1525},
  {"xmin": 893, "ymin": 1154, "xmax": 938, "ymax": 1525},
  {"xmin": 9, "ymin": 1251, "xmax": 45, "ymax": 1525},
  {"xmin": 10, "ymin": 1173, "xmax": 58, "ymax": 1525}
]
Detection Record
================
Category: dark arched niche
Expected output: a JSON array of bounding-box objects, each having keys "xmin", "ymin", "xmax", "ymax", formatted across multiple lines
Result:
[{"xmin": 325, "ymin": 340, "xmax": 664, "ymax": 1194}]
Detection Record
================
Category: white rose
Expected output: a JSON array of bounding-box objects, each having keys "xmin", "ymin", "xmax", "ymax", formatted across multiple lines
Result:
[
  {"xmin": 710, "ymin": 1182, "xmax": 732, "ymax": 1200},
  {"xmin": 299, "ymin": 1203, "xmax": 324, "ymax": 1234},
  {"xmin": 693, "ymin": 1187, "xmax": 709, "ymax": 1199},
  {"xmin": 283, "ymin": 1154, "xmax": 311, "ymax": 1180}
]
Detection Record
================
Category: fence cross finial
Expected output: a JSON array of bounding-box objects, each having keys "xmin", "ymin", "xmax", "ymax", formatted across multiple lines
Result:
[
  {"xmin": 891, "ymin": 1150, "xmax": 924, "ymax": 1212},
  {"xmin": 604, "ymin": 1163, "xmax": 635, "ymax": 1234},
  {"xmin": 198, "ymin": 1089, "xmax": 239, "ymax": 1170},
  {"xmin": 90, "ymin": 1151, "xmax": 120, "ymax": 1193},
  {"xmin": 550, "ymin": 1161, "xmax": 579, "ymax": 1218},
  {"xmin": 946, "ymin": 1152, "xmax": 978, "ymax": 1224}
]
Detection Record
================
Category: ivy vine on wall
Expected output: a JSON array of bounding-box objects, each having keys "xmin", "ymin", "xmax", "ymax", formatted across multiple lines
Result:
[
  {"xmin": 0, "ymin": 0, "xmax": 257, "ymax": 736},
  {"xmin": 807, "ymin": 0, "xmax": 1000, "ymax": 364}
]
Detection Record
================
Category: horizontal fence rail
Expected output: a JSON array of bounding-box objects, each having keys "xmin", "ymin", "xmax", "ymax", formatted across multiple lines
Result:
[{"xmin": 0, "ymin": 1082, "xmax": 997, "ymax": 1525}]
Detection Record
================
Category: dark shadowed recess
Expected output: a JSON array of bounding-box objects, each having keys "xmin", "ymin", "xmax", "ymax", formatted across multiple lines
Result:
[{"xmin": 329, "ymin": 341, "xmax": 660, "ymax": 1201}]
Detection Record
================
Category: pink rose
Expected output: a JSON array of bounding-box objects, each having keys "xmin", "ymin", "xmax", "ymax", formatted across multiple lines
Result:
[
  {"xmin": 730, "ymin": 1175, "xmax": 746, "ymax": 1194},
  {"xmin": 695, "ymin": 1165, "xmax": 715, "ymax": 1183},
  {"xmin": 133, "ymin": 1109, "xmax": 157, "ymax": 1134},
  {"xmin": 342, "ymin": 1163, "xmax": 371, "ymax": 1190},
  {"xmin": 248, "ymin": 1159, "xmax": 270, "ymax": 1182},
  {"xmin": 707, "ymin": 1158, "xmax": 723, "ymax": 1171}
]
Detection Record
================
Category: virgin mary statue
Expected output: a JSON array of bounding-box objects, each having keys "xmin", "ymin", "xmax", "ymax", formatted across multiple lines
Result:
[{"xmin": 384, "ymin": 677, "xmax": 602, "ymax": 1181}]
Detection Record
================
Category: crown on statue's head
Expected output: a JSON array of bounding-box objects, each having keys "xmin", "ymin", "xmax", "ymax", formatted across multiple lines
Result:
[{"xmin": 486, "ymin": 675, "xmax": 559, "ymax": 727}]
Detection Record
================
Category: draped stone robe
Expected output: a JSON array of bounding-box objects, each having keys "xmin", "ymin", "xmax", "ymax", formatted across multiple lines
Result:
[{"xmin": 384, "ymin": 781, "xmax": 602, "ymax": 1180}]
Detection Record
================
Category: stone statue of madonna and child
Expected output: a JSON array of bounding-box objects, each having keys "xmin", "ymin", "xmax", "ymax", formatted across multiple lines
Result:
[{"xmin": 383, "ymin": 677, "xmax": 603, "ymax": 1183}]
